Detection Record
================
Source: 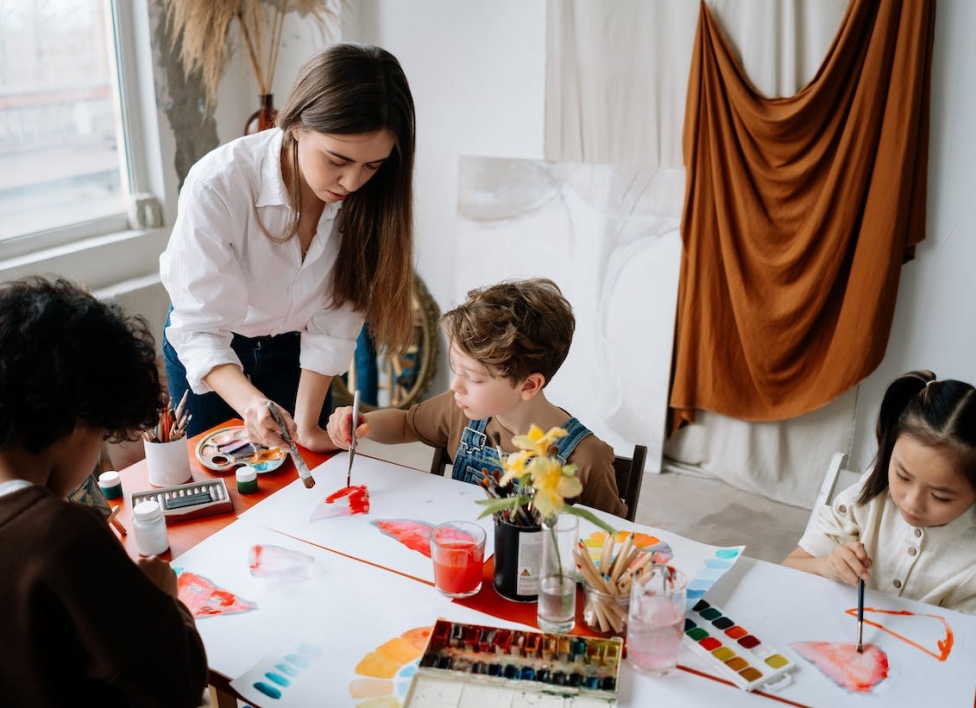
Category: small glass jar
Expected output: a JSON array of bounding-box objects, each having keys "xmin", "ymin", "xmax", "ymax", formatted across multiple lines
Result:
[
  {"xmin": 132, "ymin": 500, "xmax": 169, "ymax": 556},
  {"xmin": 236, "ymin": 465, "xmax": 258, "ymax": 494},
  {"xmin": 582, "ymin": 581, "xmax": 630, "ymax": 637}
]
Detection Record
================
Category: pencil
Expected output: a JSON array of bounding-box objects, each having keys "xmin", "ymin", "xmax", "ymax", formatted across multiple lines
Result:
[
  {"xmin": 107, "ymin": 506, "xmax": 127, "ymax": 536},
  {"xmin": 856, "ymin": 577, "xmax": 865, "ymax": 653}
]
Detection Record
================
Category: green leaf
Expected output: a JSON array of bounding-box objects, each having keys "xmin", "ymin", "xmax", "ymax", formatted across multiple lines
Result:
[
  {"xmin": 563, "ymin": 506, "xmax": 618, "ymax": 535},
  {"xmin": 475, "ymin": 497, "xmax": 526, "ymax": 520}
]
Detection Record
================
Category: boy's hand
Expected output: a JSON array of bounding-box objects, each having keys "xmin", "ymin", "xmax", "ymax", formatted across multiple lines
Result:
[
  {"xmin": 821, "ymin": 541, "xmax": 871, "ymax": 586},
  {"xmin": 138, "ymin": 555, "xmax": 178, "ymax": 598},
  {"xmin": 326, "ymin": 406, "xmax": 369, "ymax": 450}
]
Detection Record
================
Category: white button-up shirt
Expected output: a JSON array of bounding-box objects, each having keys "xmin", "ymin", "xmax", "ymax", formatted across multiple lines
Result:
[
  {"xmin": 800, "ymin": 475, "xmax": 976, "ymax": 614},
  {"xmin": 160, "ymin": 128, "xmax": 362, "ymax": 394}
]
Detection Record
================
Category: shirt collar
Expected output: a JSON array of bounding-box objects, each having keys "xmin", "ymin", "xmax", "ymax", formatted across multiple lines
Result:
[{"xmin": 254, "ymin": 129, "xmax": 345, "ymax": 222}]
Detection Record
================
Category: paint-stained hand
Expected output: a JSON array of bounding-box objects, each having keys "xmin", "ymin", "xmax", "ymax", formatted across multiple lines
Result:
[
  {"xmin": 326, "ymin": 405, "xmax": 369, "ymax": 450},
  {"xmin": 139, "ymin": 555, "xmax": 179, "ymax": 598},
  {"xmin": 822, "ymin": 541, "xmax": 872, "ymax": 586}
]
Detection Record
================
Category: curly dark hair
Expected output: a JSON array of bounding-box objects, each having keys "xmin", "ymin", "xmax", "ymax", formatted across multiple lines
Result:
[
  {"xmin": 440, "ymin": 278, "xmax": 575, "ymax": 386},
  {"xmin": 0, "ymin": 276, "xmax": 161, "ymax": 454},
  {"xmin": 858, "ymin": 369, "xmax": 976, "ymax": 505}
]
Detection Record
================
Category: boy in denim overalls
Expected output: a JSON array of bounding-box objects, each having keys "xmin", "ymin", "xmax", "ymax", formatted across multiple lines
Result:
[{"xmin": 327, "ymin": 278, "xmax": 627, "ymax": 517}]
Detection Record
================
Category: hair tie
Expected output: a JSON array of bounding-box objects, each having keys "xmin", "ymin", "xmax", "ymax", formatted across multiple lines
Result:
[{"xmin": 925, "ymin": 378, "xmax": 936, "ymax": 388}]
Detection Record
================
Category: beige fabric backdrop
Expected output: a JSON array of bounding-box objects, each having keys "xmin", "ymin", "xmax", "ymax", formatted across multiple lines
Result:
[{"xmin": 545, "ymin": 0, "xmax": 859, "ymax": 508}]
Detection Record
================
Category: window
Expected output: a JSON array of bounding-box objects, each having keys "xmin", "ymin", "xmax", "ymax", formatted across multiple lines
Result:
[{"xmin": 0, "ymin": 0, "xmax": 154, "ymax": 260}]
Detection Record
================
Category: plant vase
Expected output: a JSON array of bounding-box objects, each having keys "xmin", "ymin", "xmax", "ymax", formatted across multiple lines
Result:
[
  {"xmin": 492, "ymin": 517, "xmax": 542, "ymax": 602},
  {"xmin": 537, "ymin": 513, "xmax": 579, "ymax": 633}
]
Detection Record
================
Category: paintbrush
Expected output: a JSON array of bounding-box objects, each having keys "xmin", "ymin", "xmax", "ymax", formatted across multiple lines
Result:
[
  {"xmin": 347, "ymin": 389, "xmax": 360, "ymax": 488},
  {"xmin": 856, "ymin": 577, "xmax": 865, "ymax": 653},
  {"xmin": 267, "ymin": 401, "xmax": 315, "ymax": 489}
]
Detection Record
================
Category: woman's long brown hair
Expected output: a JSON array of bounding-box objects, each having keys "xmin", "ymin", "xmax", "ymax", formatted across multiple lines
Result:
[{"xmin": 273, "ymin": 43, "xmax": 415, "ymax": 354}]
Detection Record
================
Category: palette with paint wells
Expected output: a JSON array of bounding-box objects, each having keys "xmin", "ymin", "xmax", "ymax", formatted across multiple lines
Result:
[
  {"xmin": 195, "ymin": 425, "xmax": 287, "ymax": 473},
  {"xmin": 404, "ymin": 619, "xmax": 622, "ymax": 707},
  {"xmin": 683, "ymin": 599, "xmax": 795, "ymax": 692}
]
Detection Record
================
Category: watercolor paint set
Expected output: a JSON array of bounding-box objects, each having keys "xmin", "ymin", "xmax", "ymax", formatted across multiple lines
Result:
[
  {"xmin": 683, "ymin": 599, "xmax": 795, "ymax": 692},
  {"xmin": 131, "ymin": 479, "xmax": 233, "ymax": 522},
  {"xmin": 403, "ymin": 619, "xmax": 622, "ymax": 707}
]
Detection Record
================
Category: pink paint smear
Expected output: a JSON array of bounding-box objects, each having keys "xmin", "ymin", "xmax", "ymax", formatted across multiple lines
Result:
[{"xmin": 790, "ymin": 641, "xmax": 888, "ymax": 692}]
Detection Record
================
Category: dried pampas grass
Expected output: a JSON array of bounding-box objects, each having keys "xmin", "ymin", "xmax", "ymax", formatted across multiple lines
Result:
[{"xmin": 162, "ymin": 0, "xmax": 338, "ymax": 111}]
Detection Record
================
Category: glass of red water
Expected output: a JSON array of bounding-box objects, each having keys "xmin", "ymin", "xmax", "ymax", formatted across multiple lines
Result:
[{"xmin": 430, "ymin": 521, "xmax": 486, "ymax": 598}]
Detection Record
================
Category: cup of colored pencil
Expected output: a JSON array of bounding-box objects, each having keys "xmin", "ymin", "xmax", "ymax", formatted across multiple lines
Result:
[{"xmin": 574, "ymin": 532, "xmax": 654, "ymax": 636}]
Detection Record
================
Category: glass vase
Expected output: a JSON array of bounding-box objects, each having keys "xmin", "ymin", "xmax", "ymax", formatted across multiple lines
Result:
[{"xmin": 537, "ymin": 513, "xmax": 579, "ymax": 633}]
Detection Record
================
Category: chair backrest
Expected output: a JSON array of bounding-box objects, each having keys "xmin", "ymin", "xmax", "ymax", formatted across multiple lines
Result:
[
  {"xmin": 429, "ymin": 443, "xmax": 647, "ymax": 523},
  {"xmin": 803, "ymin": 452, "xmax": 862, "ymax": 536},
  {"xmin": 429, "ymin": 446, "xmax": 452, "ymax": 476}
]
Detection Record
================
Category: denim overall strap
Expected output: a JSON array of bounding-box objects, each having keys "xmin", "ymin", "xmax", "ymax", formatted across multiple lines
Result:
[
  {"xmin": 451, "ymin": 418, "xmax": 504, "ymax": 486},
  {"xmin": 553, "ymin": 417, "xmax": 592, "ymax": 464}
]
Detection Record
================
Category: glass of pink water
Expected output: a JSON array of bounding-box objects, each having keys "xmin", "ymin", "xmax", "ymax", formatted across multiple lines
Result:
[{"xmin": 626, "ymin": 565, "xmax": 688, "ymax": 676}]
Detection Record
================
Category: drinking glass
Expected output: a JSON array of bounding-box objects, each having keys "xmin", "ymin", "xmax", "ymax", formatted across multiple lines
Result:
[
  {"xmin": 430, "ymin": 521, "xmax": 486, "ymax": 598},
  {"xmin": 537, "ymin": 514, "xmax": 579, "ymax": 633},
  {"xmin": 627, "ymin": 564, "xmax": 688, "ymax": 676}
]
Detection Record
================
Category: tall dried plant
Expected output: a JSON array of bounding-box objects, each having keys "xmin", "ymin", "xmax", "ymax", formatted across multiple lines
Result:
[{"xmin": 162, "ymin": 0, "xmax": 338, "ymax": 112}]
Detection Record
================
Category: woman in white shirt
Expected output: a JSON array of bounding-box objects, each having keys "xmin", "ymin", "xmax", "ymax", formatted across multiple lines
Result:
[{"xmin": 160, "ymin": 43, "xmax": 415, "ymax": 452}]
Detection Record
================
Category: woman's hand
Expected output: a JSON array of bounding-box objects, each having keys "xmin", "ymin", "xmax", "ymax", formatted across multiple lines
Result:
[
  {"xmin": 242, "ymin": 396, "xmax": 291, "ymax": 450},
  {"xmin": 821, "ymin": 541, "xmax": 872, "ymax": 586},
  {"xmin": 326, "ymin": 405, "xmax": 370, "ymax": 450}
]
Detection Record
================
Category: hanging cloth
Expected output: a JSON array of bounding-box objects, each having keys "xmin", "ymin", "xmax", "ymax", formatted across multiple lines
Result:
[{"xmin": 669, "ymin": 0, "xmax": 936, "ymax": 432}]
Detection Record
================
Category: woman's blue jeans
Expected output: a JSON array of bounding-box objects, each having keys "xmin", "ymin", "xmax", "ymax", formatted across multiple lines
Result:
[{"xmin": 162, "ymin": 310, "xmax": 332, "ymax": 437}]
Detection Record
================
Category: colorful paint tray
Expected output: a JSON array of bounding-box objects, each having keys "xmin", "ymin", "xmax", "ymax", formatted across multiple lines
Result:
[
  {"xmin": 683, "ymin": 599, "xmax": 795, "ymax": 692},
  {"xmin": 404, "ymin": 619, "xmax": 621, "ymax": 706},
  {"xmin": 195, "ymin": 425, "xmax": 287, "ymax": 473},
  {"xmin": 130, "ymin": 479, "xmax": 233, "ymax": 522}
]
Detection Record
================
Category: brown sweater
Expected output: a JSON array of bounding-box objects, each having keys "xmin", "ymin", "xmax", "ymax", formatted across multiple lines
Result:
[
  {"xmin": 0, "ymin": 485, "xmax": 208, "ymax": 707},
  {"xmin": 406, "ymin": 391, "xmax": 628, "ymax": 518}
]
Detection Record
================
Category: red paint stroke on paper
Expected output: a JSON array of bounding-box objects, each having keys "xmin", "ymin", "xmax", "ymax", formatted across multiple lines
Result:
[
  {"xmin": 790, "ymin": 642, "xmax": 889, "ymax": 692},
  {"xmin": 177, "ymin": 570, "xmax": 257, "ymax": 618},
  {"xmin": 310, "ymin": 485, "xmax": 371, "ymax": 521},
  {"xmin": 843, "ymin": 606, "xmax": 954, "ymax": 661},
  {"xmin": 249, "ymin": 544, "xmax": 314, "ymax": 580},
  {"xmin": 371, "ymin": 519, "xmax": 439, "ymax": 557}
]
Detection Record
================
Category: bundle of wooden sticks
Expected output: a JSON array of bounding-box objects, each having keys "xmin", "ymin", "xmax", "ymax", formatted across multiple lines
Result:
[{"xmin": 574, "ymin": 532, "xmax": 654, "ymax": 634}]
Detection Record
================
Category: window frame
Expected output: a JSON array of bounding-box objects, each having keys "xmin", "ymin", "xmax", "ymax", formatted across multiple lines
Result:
[{"xmin": 0, "ymin": 0, "xmax": 165, "ymax": 275}]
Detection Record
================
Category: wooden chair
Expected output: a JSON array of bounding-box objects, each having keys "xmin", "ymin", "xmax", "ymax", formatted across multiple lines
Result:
[
  {"xmin": 803, "ymin": 452, "xmax": 862, "ymax": 536},
  {"xmin": 428, "ymin": 443, "xmax": 648, "ymax": 523}
]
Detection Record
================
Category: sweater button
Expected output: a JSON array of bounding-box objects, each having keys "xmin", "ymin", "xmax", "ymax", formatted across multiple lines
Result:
[
  {"xmin": 908, "ymin": 546, "xmax": 917, "ymax": 556},
  {"xmin": 837, "ymin": 504, "xmax": 847, "ymax": 514},
  {"xmin": 914, "ymin": 528, "xmax": 922, "ymax": 537},
  {"xmin": 893, "ymin": 579, "xmax": 902, "ymax": 589}
]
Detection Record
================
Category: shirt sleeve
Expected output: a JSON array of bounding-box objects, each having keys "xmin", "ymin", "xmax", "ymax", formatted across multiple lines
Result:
[
  {"xmin": 797, "ymin": 479, "xmax": 865, "ymax": 558},
  {"xmin": 568, "ymin": 436, "xmax": 629, "ymax": 518},
  {"xmin": 51, "ymin": 506, "xmax": 209, "ymax": 707},
  {"xmin": 160, "ymin": 176, "xmax": 250, "ymax": 393}
]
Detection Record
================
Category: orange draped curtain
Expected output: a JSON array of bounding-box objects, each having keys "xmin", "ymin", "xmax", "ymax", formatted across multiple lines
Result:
[{"xmin": 669, "ymin": 0, "xmax": 936, "ymax": 432}]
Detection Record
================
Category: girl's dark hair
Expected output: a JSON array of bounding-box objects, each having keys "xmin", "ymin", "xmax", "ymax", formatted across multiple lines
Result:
[
  {"xmin": 0, "ymin": 276, "xmax": 161, "ymax": 454},
  {"xmin": 858, "ymin": 370, "xmax": 976, "ymax": 505},
  {"xmin": 275, "ymin": 43, "xmax": 415, "ymax": 354}
]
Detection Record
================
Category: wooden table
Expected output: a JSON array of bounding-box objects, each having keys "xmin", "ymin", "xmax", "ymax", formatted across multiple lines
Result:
[
  {"xmin": 108, "ymin": 423, "xmax": 976, "ymax": 708},
  {"xmin": 109, "ymin": 420, "xmax": 334, "ymax": 706}
]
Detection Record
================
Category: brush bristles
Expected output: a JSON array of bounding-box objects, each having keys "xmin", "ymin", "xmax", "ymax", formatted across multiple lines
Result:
[{"xmin": 302, "ymin": 475, "xmax": 316, "ymax": 489}]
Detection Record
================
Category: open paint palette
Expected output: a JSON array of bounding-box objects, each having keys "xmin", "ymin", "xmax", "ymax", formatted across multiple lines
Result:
[
  {"xmin": 683, "ymin": 599, "xmax": 795, "ymax": 692},
  {"xmin": 404, "ymin": 619, "xmax": 621, "ymax": 707},
  {"xmin": 195, "ymin": 425, "xmax": 287, "ymax": 473}
]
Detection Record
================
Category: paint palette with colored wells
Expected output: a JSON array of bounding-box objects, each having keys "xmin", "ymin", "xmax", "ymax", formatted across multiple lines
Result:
[
  {"xmin": 683, "ymin": 599, "xmax": 795, "ymax": 692},
  {"xmin": 404, "ymin": 619, "xmax": 622, "ymax": 706}
]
